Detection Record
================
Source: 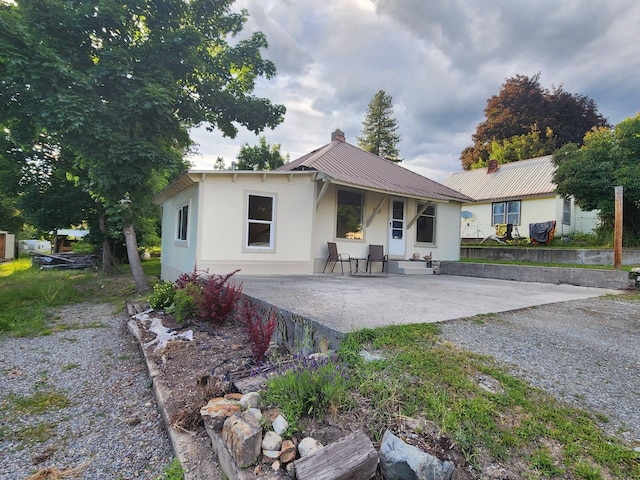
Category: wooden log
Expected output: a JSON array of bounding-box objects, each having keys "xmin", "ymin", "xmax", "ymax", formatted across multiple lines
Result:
[{"xmin": 293, "ymin": 430, "xmax": 378, "ymax": 480}]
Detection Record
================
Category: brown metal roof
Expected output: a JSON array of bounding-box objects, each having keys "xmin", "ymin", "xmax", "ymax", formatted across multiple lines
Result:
[
  {"xmin": 277, "ymin": 140, "xmax": 471, "ymax": 202},
  {"xmin": 441, "ymin": 155, "xmax": 556, "ymax": 202}
]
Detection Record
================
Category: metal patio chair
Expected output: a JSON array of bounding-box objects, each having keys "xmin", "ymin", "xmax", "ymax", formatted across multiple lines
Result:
[
  {"xmin": 322, "ymin": 242, "xmax": 351, "ymax": 275},
  {"xmin": 366, "ymin": 244, "xmax": 388, "ymax": 274}
]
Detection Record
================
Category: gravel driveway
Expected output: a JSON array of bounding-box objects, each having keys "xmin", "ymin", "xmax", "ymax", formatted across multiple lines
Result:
[
  {"xmin": 437, "ymin": 295, "xmax": 640, "ymax": 445},
  {"xmin": 0, "ymin": 303, "xmax": 174, "ymax": 480}
]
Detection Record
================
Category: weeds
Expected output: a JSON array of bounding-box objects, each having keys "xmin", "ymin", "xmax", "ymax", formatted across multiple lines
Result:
[{"xmin": 262, "ymin": 353, "xmax": 352, "ymax": 434}]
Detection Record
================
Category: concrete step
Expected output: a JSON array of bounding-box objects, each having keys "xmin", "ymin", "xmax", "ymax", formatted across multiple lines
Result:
[{"xmin": 389, "ymin": 260, "xmax": 434, "ymax": 275}]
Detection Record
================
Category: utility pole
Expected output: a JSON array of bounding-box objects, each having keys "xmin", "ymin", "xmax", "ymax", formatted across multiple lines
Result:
[{"xmin": 614, "ymin": 186, "xmax": 623, "ymax": 269}]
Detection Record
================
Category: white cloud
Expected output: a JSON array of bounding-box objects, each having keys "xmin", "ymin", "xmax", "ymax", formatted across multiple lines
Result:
[{"xmin": 191, "ymin": 0, "xmax": 640, "ymax": 180}]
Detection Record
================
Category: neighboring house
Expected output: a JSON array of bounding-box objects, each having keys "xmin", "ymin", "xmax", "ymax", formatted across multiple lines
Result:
[
  {"xmin": 441, "ymin": 156, "xmax": 599, "ymax": 241},
  {"xmin": 154, "ymin": 129, "xmax": 471, "ymax": 281}
]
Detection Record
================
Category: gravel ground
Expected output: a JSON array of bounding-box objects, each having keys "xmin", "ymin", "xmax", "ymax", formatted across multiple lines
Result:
[
  {"xmin": 0, "ymin": 303, "xmax": 174, "ymax": 480},
  {"xmin": 437, "ymin": 295, "xmax": 640, "ymax": 446}
]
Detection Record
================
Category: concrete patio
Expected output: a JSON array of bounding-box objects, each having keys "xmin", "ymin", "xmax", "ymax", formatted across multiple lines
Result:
[{"xmin": 237, "ymin": 273, "xmax": 619, "ymax": 334}]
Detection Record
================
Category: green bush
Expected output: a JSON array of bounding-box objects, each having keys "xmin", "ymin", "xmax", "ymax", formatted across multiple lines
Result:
[
  {"xmin": 149, "ymin": 281, "xmax": 176, "ymax": 310},
  {"xmin": 173, "ymin": 285, "xmax": 200, "ymax": 323}
]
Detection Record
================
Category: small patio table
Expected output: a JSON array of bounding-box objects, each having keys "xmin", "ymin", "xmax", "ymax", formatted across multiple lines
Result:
[{"xmin": 350, "ymin": 258, "xmax": 367, "ymax": 274}]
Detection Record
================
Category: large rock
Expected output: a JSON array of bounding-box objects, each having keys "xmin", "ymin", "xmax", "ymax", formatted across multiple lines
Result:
[
  {"xmin": 200, "ymin": 397, "xmax": 241, "ymax": 430},
  {"xmin": 222, "ymin": 411, "xmax": 262, "ymax": 468},
  {"xmin": 379, "ymin": 430, "xmax": 454, "ymax": 480}
]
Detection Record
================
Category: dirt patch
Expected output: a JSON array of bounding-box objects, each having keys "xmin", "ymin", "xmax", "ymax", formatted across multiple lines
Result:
[{"xmin": 130, "ymin": 307, "xmax": 477, "ymax": 479}]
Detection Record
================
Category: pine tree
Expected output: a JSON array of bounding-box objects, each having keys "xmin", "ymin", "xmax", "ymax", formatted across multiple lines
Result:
[{"xmin": 357, "ymin": 91, "xmax": 402, "ymax": 162}]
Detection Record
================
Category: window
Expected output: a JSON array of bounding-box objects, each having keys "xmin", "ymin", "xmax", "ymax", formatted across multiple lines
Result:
[
  {"xmin": 562, "ymin": 198, "xmax": 571, "ymax": 225},
  {"xmin": 336, "ymin": 189, "xmax": 363, "ymax": 239},
  {"xmin": 246, "ymin": 194, "xmax": 274, "ymax": 249},
  {"xmin": 176, "ymin": 205, "xmax": 188, "ymax": 241},
  {"xmin": 492, "ymin": 200, "xmax": 520, "ymax": 225},
  {"xmin": 416, "ymin": 203, "xmax": 436, "ymax": 244}
]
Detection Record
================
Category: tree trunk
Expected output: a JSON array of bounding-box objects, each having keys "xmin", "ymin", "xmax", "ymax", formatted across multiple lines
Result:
[
  {"xmin": 124, "ymin": 222, "xmax": 151, "ymax": 293},
  {"xmin": 98, "ymin": 212, "xmax": 119, "ymax": 275}
]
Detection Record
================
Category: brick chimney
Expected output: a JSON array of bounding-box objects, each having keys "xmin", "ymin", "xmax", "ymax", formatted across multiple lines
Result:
[
  {"xmin": 487, "ymin": 159, "xmax": 499, "ymax": 174},
  {"xmin": 331, "ymin": 129, "xmax": 345, "ymax": 142}
]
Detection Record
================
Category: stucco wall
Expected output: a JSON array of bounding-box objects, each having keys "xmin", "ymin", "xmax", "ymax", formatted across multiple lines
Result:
[{"xmin": 312, "ymin": 185, "xmax": 462, "ymax": 271}]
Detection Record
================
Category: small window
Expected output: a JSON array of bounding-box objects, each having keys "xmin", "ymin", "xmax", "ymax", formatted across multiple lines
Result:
[
  {"xmin": 416, "ymin": 203, "xmax": 436, "ymax": 244},
  {"xmin": 492, "ymin": 201, "xmax": 520, "ymax": 225},
  {"xmin": 336, "ymin": 189, "xmax": 363, "ymax": 239},
  {"xmin": 176, "ymin": 205, "xmax": 188, "ymax": 241},
  {"xmin": 562, "ymin": 198, "xmax": 571, "ymax": 225},
  {"xmin": 246, "ymin": 194, "xmax": 274, "ymax": 249}
]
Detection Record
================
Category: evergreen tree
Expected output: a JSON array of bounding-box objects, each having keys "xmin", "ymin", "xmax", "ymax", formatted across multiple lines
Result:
[{"xmin": 357, "ymin": 90, "xmax": 402, "ymax": 162}]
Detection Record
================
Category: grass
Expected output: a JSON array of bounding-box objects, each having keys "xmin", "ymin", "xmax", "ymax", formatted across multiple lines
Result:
[
  {"xmin": 335, "ymin": 324, "xmax": 640, "ymax": 479},
  {"xmin": 0, "ymin": 257, "xmax": 161, "ymax": 337},
  {"xmin": 458, "ymin": 257, "xmax": 633, "ymax": 271}
]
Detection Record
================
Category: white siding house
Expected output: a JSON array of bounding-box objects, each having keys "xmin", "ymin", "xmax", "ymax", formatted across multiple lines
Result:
[
  {"xmin": 155, "ymin": 130, "xmax": 471, "ymax": 281},
  {"xmin": 442, "ymin": 156, "xmax": 599, "ymax": 241}
]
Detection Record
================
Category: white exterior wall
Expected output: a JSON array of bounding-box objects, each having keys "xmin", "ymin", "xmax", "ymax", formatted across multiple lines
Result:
[
  {"xmin": 194, "ymin": 174, "xmax": 316, "ymax": 276},
  {"xmin": 460, "ymin": 195, "xmax": 599, "ymax": 240},
  {"xmin": 311, "ymin": 185, "xmax": 462, "ymax": 271}
]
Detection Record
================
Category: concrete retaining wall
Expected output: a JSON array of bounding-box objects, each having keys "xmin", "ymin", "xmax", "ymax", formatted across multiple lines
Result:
[
  {"xmin": 460, "ymin": 247, "xmax": 640, "ymax": 266},
  {"xmin": 441, "ymin": 261, "xmax": 634, "ymax": 290}
]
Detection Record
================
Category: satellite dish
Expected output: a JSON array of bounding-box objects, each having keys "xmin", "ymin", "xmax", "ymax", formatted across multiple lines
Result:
[{"xmin": 461, "ymin": 211, "xmax": 473, "ymax": 220}]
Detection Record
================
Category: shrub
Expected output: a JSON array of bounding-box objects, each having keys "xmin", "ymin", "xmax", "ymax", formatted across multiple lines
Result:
[
  {"xmin": 149, "ymin": 281, "xmax": 176, "ymax": 309},
  {"xmin": 239, "ymin": 300, "xmax": 276, "ymax": 363},
  {"xmin": 173, "ymin": 285, "xmax": 200, "ymax": 323},
  {"xmin": 197, "ymin": 269, "xmax": 243, "ymax": 325}
]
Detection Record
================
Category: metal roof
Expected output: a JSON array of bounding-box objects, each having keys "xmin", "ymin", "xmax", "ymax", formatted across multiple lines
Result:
[
  {"xmin": 277, "ymin": 140, "xmax": 471, "ymax": 202},
  {"xmin": 441, "ymin": 155, "xmax": 556, "ymax": 202}
]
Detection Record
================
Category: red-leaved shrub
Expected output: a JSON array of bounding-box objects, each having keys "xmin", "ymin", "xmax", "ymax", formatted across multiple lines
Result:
[
  {"xmin": 240, "ymin": 300, "xmax": 277, "ymax": 363},
  {"xmin": 197, "ymin": 269, "xmax": 243, "ymax": 325}
]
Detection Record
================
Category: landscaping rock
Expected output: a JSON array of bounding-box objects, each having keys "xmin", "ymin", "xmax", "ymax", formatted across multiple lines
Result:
[
  {"xmin": 298, "ymin": 437, "xmax": 323, "ymax": 457},
  {"xmin": 272, "ymin": 414, "xmax": 288, "ymax": 435},
  {"xmin": 200, "ymin": 397, "xmax": 242, "ymax": 430},
  {"xmin": 222, "ymin": 411, "xmax": 262, "ymax": 468},
  {"xmin": 279, "ymin": 440, "xmax": 297, "ymax": 464},
  {"xmin": 262, "ymin": 431, "xmax": 283, "ymax": 451},
  {"xmin": 379, "ymin": 430, "xmax": 454, "ymax": 480},
  {"xmin": 240, "ymin": 391, "xmax": 261, "ymax": 409}
]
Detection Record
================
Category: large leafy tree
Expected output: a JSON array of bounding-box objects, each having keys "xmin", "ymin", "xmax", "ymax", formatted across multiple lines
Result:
[
  {"xmin": 0, "ymin": 0, "xmax": 285, "ymax": 291},
  {"xmin": 461, "ymin": 73, "xmax": 608, "ymax": 169},
  {"xmin": 357, "ymin": 90, "xmax": 402, "ymax": 162},
  {"xmin": 552, "ymin": 114, "xmax": 640, "ymax": 245},
  {"xmin": 236, "ymin": 136, "xmax": 286, "ymax": 170}
]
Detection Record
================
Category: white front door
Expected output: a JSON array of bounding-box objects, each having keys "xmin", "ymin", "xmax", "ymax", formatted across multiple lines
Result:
[{"xmin": 388, "ymin": 198, "xmax": 406, "ymax": 257}]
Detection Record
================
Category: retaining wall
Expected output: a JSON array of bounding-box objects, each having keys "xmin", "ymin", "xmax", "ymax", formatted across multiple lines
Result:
[
  {"xmin": 441, "ymin": 261, "xmax": 634, "ymax": 290},
  {"xmin": 460, "ymin": 247, "xmax": 640, "ymax": 266}
]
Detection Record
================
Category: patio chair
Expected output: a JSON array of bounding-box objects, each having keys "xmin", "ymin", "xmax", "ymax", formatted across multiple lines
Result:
[
  {"xmin": 366, "ymin": 244, "xmax": 388, "ymax": 274},
  {"xmin": 322, "ymin": 242, "xmax": 351, "ymax": 275}
]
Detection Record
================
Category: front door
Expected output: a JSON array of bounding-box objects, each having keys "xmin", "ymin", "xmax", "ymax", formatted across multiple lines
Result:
[{"xmin": 388, "ymin": 199, "xmax": 406, "ymax": 257}]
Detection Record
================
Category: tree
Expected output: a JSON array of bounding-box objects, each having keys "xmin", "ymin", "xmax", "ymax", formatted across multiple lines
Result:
[
  {"xmin": 552, "ymin": 114, "xmax": 640, "ymax": 245},
  {"xmin": 357, "ymin": 90, "xmax": 402, "ymax": 162},
  {"xmin": 462, "ymin": 73, "xmax": 608, "ymax": 169},
  {"xmin": 0, "ymin": 0, "xmax": 285, "ymax": 291},
  {"xmin": 236, "ymin": 136, "xmax": 286, "ymax": 170},
  {"xmin": 213, "ymin": 157, "xmax": 227, "ymax": 171}
]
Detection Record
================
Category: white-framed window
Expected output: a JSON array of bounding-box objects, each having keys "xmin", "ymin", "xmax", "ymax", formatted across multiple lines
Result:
[
  {"xmin": 176, "ymin": 205, "xmax": 188, "ymax": 241},
  {"xmin": 246, "ymin": 193, "xmax": 275, "ymax": 249},
  {"xmin": 492, "ymin": 200, "xmax": 520, "ymax": 225},
  {"xmin": 562, "ymin": 198, "xmax": 571, "ymax": 225},
  {"xmin": 336, "ymin": 189, "xmax": 364, "ymax": 239},
  {"xmin": 416, "ymin": 203, "xmax": 436, "ymax": 244}
]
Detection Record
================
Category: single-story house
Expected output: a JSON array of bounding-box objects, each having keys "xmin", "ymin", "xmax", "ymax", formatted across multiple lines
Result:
[
  {"xmin": 154, "ymin": 129, "xmax": 472, "ymax": 281},
  {"xmin": 441, "ymin": 156, "xmax": 600, "ymax": 241}
]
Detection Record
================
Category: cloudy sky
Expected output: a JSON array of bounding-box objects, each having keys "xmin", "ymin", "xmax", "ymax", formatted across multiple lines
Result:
[{"xmin": 189, "ymin": 0, "xmax": 640, "ymax": 182}]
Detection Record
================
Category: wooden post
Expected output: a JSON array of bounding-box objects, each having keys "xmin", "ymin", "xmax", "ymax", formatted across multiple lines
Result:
[{"xmin": 614, "ymin": 186, "xmax": 623, "ymax": 269}]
